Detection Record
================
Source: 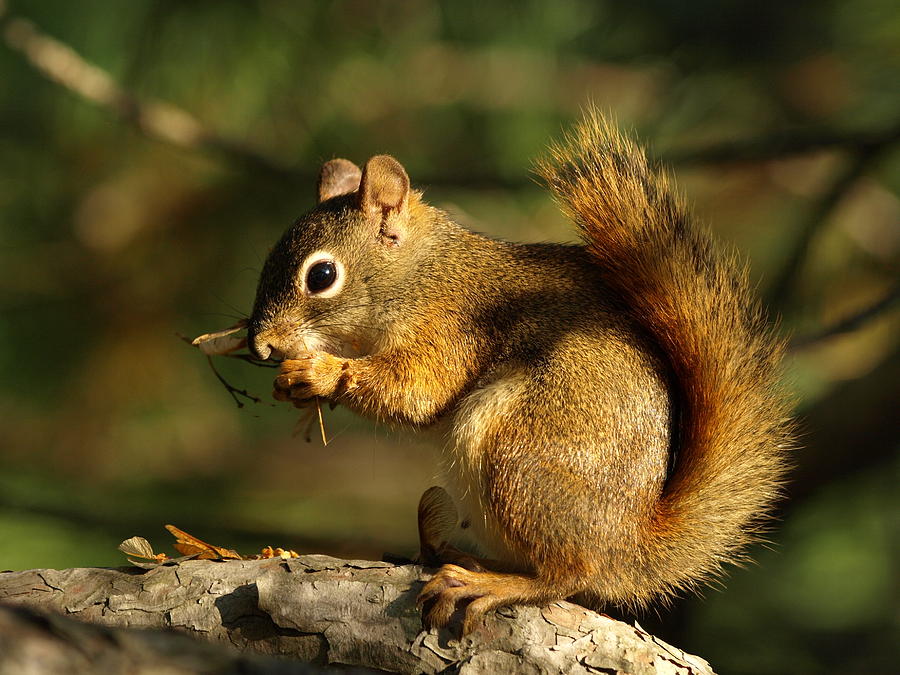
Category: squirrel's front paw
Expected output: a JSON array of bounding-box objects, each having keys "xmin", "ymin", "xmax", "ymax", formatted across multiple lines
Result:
[{"xmin": 273, "ymin": 352, "xmax": 356, "ymax": 403}]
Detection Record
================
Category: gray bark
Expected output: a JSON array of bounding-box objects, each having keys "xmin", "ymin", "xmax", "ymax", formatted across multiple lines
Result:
[{"xmin": 0, "ymin": 555, "xmax": 715, "ymax": 674}]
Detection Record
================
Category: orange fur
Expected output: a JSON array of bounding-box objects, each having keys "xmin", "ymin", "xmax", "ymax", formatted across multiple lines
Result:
[
  {"xmin": 535, "ymin": 110, "xmax": 793, "ymax": 604},
  {"xmin": 249, "ymin": 108, "xmax": 794, "ymax": 633}
]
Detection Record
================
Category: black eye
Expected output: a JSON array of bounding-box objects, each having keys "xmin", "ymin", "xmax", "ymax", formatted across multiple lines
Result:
[{"xmin": 306, "ymin": 260, "xmax": 337, "ymax": 293}]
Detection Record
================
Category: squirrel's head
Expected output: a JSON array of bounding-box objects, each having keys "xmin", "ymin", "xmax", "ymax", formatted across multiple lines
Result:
[{"xmin": 248, "ymin": 155, "xmax": 427, "ymax": 361}]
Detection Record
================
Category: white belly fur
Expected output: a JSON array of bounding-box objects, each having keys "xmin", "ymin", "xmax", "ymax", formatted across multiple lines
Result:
[{"xmin": 440, "ymin": 366, "xmax": 530, "ymax": 567}]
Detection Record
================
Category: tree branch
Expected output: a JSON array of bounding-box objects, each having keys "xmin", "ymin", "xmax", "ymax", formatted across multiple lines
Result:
[{"xmin": 0, "ymin": 556, "xmax": 715, "ymax": 674}]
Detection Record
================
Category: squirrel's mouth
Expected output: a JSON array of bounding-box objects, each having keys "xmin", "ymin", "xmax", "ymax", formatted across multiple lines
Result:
[
  {"xmin": 248, "ymin": 314, "xmax": 374, "ymax": 361},
  {"xmin": 260, "ymin": 330, "xmax": 366, "ymax": 362}
]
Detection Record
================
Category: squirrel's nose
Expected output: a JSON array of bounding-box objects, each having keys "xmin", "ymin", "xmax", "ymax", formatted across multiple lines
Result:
[
  {"xmin": 248, "ymin": 324, "xmax": 277, "ymax": 361},
  {"xmin": 248, "ymin": 323, "xmax": 300, "ymax": 360},
  {"xmin": 250, "ymin": 336, "xmax": 273, "ymax": 361}
]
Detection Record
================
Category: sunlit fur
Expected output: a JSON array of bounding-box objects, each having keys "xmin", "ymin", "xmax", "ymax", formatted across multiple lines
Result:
[
  {"xmin": 248, "ymin": 110, "xmax": 794, "ymax": 630},
  {"xmin": 535, "ymin": 110, "xmax": 794, "ymax": 605}
]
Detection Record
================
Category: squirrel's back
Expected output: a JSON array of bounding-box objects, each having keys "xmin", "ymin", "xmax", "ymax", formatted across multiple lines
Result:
[{"xmin": 536, "ymin": 110, "xmax": 794, "ymax": 603}]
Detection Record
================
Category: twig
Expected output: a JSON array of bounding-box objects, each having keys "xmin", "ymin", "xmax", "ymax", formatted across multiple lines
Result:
[
  {"xmin": 206, "ymin": 356, "xmax": 262, "ymax": 408},
  {"xmin": 791, "ymin": 284, "xmax": 900, "ymax": 350}
]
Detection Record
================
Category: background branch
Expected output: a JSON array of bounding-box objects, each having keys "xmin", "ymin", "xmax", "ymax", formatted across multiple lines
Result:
[
  {"xmin": 3, "ymin": 6, "xmax": 897, "ymax": 190},
  {"xmin": 791, "ymin": 283, "xmax": 900, "ymax": 350},
  {"xmin": 0, "ymin": 10, "xmax": 291, "ymax": 178},
  {"xmin": 661, "ymin": 120, "xmax": 900, "ymax": 165},
  {"xmin": 765, "ymin": 146, "xmax": 889, "ymax": 311}
]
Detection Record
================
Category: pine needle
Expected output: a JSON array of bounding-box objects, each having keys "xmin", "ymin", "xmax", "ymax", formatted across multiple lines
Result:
[{"xmin": 316, "ymin": 396, "xmax": 328, "ymax": 445}]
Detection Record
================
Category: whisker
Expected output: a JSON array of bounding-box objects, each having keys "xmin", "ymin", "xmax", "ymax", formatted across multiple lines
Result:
[
  {"xmin": 310, "ymin": 322, "xmax": 386, "ymax": 334},
  {"xmin": 199, "ymin": 311, "xmax": 249, "ymax": 323},
  {"xmin": 212, "ymin": 294, "xmax": 251, "ymax": 321}
]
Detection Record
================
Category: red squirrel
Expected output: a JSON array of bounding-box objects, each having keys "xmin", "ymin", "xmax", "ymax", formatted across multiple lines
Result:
[{"xmin": 247, "ymin": 109, "xmax": 793, "ymax": 634}]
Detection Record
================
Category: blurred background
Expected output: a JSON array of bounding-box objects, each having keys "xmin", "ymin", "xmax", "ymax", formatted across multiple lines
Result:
[{"xmin": 0, "ymin": 1, "xmax": 897, "ymax": 673}]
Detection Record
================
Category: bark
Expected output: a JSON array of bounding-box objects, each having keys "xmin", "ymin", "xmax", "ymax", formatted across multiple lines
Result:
[
  {"xmin": 0, "ymin": 555, "xmax": 715, "ymax": 674},
  {"xmin": 0, "ymin": 603, "xmax": 341, "ymax": 675}
]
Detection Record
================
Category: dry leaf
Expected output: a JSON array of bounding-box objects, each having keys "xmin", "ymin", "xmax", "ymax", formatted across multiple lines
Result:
[
  {"xmin": 191, "ymin": 320, "xmax": 248, "ymax": 356},
  {"xmin": 118, "ymin": 535, "xmax": 170, "ymax": 568},
  {"xmin": 257, "ymin": 546, "xmax": 300, "ymax": 560},
  {"xmin": 118, "ymin": 536, "xmax": 169, "ymax": 563},
  {"xmin": 165, "ymin": 524, "xmax": 242, "ymax": 560}
]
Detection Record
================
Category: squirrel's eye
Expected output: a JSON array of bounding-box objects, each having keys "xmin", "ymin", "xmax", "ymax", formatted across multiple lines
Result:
[{"xmin": 306, "ymin": 260, "xmax": 337, "ymax": 293}]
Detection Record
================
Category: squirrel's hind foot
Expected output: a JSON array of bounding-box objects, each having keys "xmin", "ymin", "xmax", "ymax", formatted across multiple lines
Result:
[{"xmin": 417, "ymin": 565, "xmax": 557, "ymax": 635}]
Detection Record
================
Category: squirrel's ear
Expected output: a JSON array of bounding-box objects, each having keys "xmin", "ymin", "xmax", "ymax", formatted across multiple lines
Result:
[
  {"xmin": 359, "ymin": 155, "xmax": 410, "ymax": 244},
  {"xmin": 317, "ymin": 158, "xmax": 362, "ymax": 203}
]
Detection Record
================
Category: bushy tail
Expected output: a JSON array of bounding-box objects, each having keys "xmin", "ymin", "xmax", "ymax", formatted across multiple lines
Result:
[{"xmin": 536, "ymin": 109, "xmax": 794, "ymax": 602}]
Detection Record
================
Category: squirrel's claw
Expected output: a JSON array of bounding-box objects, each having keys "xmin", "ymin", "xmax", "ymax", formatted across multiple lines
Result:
[
  {"xmin": 417, "ymin": 564, "xmax": 479, "ymax": 632},
  {"xmin": 272, "ymin": 387, "xmax": 316, "ymax": 409},
  {"xmin": 418, "ymin": 564, "xmax": 515, "ymax": 634},
  {"xmin": 418, "ymin": 565, "xmax": 556, "ymax": 635},
  {"xmin": 272, "ymin": 381, "xmax": 316, "ymax": 409}
]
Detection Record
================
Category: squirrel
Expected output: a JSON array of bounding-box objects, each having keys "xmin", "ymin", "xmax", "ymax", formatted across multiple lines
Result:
[{"xmin": 246, "ymin": 108, "xmax": 793, "ymax": 635}]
